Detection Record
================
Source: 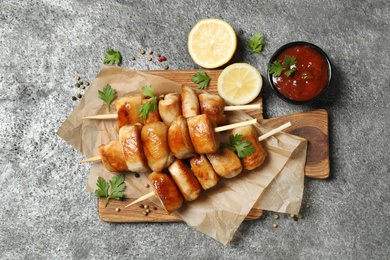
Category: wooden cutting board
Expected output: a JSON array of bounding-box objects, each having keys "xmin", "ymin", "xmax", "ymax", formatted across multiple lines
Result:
[{"xmin": 97, "ymin": 69, "xmax": 329, "ymax": 222}]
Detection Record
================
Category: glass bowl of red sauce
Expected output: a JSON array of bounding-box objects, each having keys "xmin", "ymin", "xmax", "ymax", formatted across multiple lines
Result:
[{"xmin": 267, "ymin": 41, "xmax": 332, "ymax": 104}]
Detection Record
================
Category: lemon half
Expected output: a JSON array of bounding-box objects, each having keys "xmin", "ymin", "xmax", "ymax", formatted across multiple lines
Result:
[
  {"xmin": 217, "ymin": 63, "xmax": 263, "ymax": 105},
  {"xmin": 188, "ymin": 18, "xmax": 237, "ymax": 69}
]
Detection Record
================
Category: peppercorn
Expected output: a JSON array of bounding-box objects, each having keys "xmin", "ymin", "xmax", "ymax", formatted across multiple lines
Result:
[
  {"xmin": 297, "ymin": 213, "xmax": 303, "ymax": 219},
  {"xmin": 76, "ymin": 76, "xmax": 80, "ymax": 80},
  {"xmin": 77, "ymin": 93, "xmax": 82, "ymax": 99},
  {"xmin": 273, "ymin": 224, "xmax": 278, "ymax": 228},
  {"xmin": 78, "ymin": 81, "xmax": 83, "ymax": 85},
  {"xmin": 139, "ymin": 204, "xmax": 144, "ymax": 209},
  {"xmin": 140, "ymin": 50, "xmax": 145, "ymax": 54},
  {"xmin": 71, "ymin": 96, "xmax": 77, "ymax": 101},
  {"xmin": 147, "ymin": 57, "xmax": 152, "ymax": 61},
  {"xmin": 153, "ymin": 206, "xmax": 158, "ymax": 211},
  {"xmin": 85, "ymin": 81, "xmax": 90, "ymax": 86},
  {"xmin": 273, "ymin": 214, "xmax": 279, "ymax": 220},
  {"xmin": 81, "ymin": 85, "xmax": 85, "ymax": 89},
  {"xmin": 135, "ymin": 173, "xmax": 140, "ymax": 178},
  {"xmin": 143, "ymin": 211, "xmax": 148, "ymax": 216},
  {"xmin": 130, "ymin": 56, "xmax": 135, "ymax": 60},
  {"xmin": 115, "ymin": 208, "xmax": 120, "ymax": 212},
  {"xmin": 156, "ymin": 53, "xmax": 161, "ymax": 57},
  {"xmin": 144, "ymin": 204, "xmax": 149, "ymax": 209},
  {"xmin": 164, "ymin": 65, "xmax": 169, "ymax": 70},
  {"xmin": 148, "ymin": 50, "xmax": 153, "ymax": 54},
  {"xmin": 75, "ymin": 83, "xmax": 80, "ymax": 88},
  {"xmin": 145, "ymin": 183, "xmax": 150, "ymax": 188},
  {"xmin": 290, "ymin": 214, "xmax": 295, "ymax": 218}
]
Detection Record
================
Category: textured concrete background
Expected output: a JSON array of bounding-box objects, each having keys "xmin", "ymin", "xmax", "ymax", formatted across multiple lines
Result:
[{"xmin": 1, "ymin": 0, "xmax": 389, "ymax": 259}]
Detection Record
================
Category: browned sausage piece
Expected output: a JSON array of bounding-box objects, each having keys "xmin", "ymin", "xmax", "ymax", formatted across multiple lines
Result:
[
  {"xmin": 199, "ymin": 92, "xmax": 227, "ymax": 126},
  {"xmin": 141, "ymin": 121, "xmax": 174, "ymax": 172},
  {"xmin": 167, "ymin": 116, "xmax": 196, "ymax": 159},
  {"xmin": 206, "ymin": 148, "xmax": 243, "ymax": 178},
  {"xmin": 159, "ymin": 93, "xmax": 182, "ymax": 126},
  {"xmin": 148, "ymin": 172, "xmax": 184, "ymax": 214},
  {"xmin": 189, "ymin": 154, "xmax": 219, "ymax": 190},
  {"xmin": 181, "ymin": 85, "xmax": 200, "ymax": 118},
  {"xmin": 119, "ymin": 124, "xmax": 150, "ymax": 173},
  {"xmin": 187, "ymin": 114, "xmax": 220, "ymax": 154},
  {"xmin": 168, "ymin": 159, "xmax": 201, "ymax": 202},
  {"xmin": 115, "ymin": 96, "xmax": 144, "ymax": 132},
  {"xmin": 98, "ymin": 140, "xmax": 128, "ymax": 172},
  {"xmin": 231, "ymin": 125, "xmax": 267, "ymax": 170}
]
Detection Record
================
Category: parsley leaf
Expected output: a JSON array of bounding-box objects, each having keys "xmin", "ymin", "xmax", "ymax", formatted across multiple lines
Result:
[
  {"xmin": 191, "ymin": 71, "xmax": 211, "ymax": 89},
  {"xmin": 104, "ymin": 48, "xmax": 122, "ymax": 65},
  {"xmin": 222, "ymin": 134, "xmax": 255, "ymax": 159},
  {"xmin": 98, "ymin": 84, "xmax": 117, "ymax": 111},
  {"xmin": 109, "ymin": 175, "xmax": 126, "ymax": 201},
  {"xmin": 248, "ymin": 32, "xmax": 264, "ymax": 55},
  {"xmin": 95, "ymin": 175, "xmax": 126, "ymax": 207},
  {"xmin": 268, "ymin": 55, "xmax": 297, "ymax": 77},
  {"xmin": 268, "ymin": 60, "xmax": 284, "ymax": 77},
  {"xmin": 95, "ymin": 177, "xmax": 109, "ymax": 197},
  {"xmin": 138, "ymin": 86, "xmax": 158, "ymax": 120},
  {"xmin": 283, "ymin": 55, "xmax": 297, "ymax": 76}
]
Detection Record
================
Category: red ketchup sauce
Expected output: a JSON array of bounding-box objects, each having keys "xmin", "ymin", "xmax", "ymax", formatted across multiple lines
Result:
[{"xmin": 272, "ymin": 45, "xmax": 329, "ymax": 102}]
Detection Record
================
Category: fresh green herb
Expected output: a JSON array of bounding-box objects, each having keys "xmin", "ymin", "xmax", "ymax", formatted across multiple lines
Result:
[
  {"xmin": 103, "ymin": 48, "xmax": 122, "ymax": 65},
  {"xmin": 98, "ymin": 84, "xmax": 117, "ymax": 111},
  {"xmin": 95, "ymin": 174, "xmax": 126, "ymax": 207},
  {"xmin": 248, "ymin": 32, "xmax": 264, "ymax": 55},
  {"xmin": 222, "ymin": 134, "xmax": 255, "ymax": 159},
  {"xmin": 191, "ymin": 71, "xmax": 211, "ymax": 89},
  {"xmin": 283, "ymin": 55, "xmax": 297, "ymax": 76},
  {"xmin": 138, "ymin": 86, "xmax": 158, "ymax": 120},
  {"xmin": 268, "ymin": 60, "xmax": 284, "ymax": 77},
  {"xmin": 268, "ymin": 55, "xmax": 297, "ymax": 77}
]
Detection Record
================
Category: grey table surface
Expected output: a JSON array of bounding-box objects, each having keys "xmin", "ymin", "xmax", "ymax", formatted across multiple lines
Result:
[{"xmin": 1, "ymin": 0, "xmax": 389, "ymax": 259}]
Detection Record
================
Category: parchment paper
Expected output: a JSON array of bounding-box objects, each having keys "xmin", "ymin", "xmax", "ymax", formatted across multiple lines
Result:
[{"xmin": 57, "ymin": 65, "xmax": 307, "ymax": 245}]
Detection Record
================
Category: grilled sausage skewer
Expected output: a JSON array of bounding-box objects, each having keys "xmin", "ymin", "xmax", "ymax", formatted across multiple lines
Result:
[
  {"xmin": 82, "ymin": 86, "xmax": 260, "ymax": 124},
  {"xmin": 79, "ymin": 117, "xmax": 257, "ymax": 166},
  {"xmin": 81, "ymin": 104, "xmax": 260, "ymax": 120}
]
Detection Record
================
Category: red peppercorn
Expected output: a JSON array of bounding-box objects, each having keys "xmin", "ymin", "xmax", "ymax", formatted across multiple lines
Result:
[{"xmin": 158, "ymin": 56, "xmax": 167, "ymax": 62}]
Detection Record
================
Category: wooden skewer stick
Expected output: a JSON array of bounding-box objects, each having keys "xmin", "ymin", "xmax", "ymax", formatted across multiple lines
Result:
[
  {"xmin": 223, "ymin": 104, "xmax": 260, "ymax": 111},
  {"xmin": 258, "ymin": 122, "xmax": 292, "ymax": 141},
  {"xmin": 124, "ymin": 192, "xmax": 155, "ymax": 208},
  {"xmin": 82, "ymin": 104, "xmax": 261, "ymax": 120},
  {"xmin": 78, "ymin": 156, "xmax": 101, "ymax": 163},
  {"xmin": 82, "ymin": 114, "xmax": 118, "ymax": 120},
  {"xmin": 214, "ymin": 119, "xmax": 257, "ymax": 132}
]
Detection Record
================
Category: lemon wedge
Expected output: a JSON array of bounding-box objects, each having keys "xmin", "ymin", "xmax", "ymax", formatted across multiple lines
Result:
[
  {"xmin": 188, "ymin": 18, "xmax": 237, "ymax": 69},
  {"xmin": 217, "ymin": 63, "xmax": 263, "ymax": 105}
]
